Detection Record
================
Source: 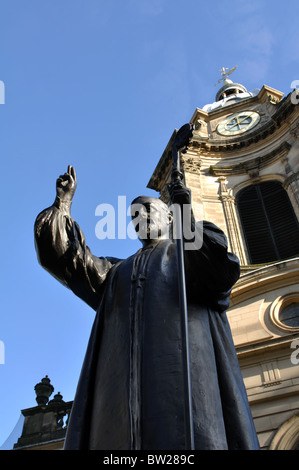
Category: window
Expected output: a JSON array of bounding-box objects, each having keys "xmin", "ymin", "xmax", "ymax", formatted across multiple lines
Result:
[
  {"xmin": 269, "ymin": 294, "xmax": 299, "ymax": 333},
  {"xmin": 236, "ymin": 181, "xmax": 299, "ymax": 264},
  {"xmin": 279, "ymin": 303, "xmax": 299, "ymax": 328}
]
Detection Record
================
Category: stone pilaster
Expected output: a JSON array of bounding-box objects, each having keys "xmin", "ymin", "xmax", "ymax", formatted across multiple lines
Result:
[{"xmin": 218, "ymin": 177, "xmax": 247, "ymax": 265}]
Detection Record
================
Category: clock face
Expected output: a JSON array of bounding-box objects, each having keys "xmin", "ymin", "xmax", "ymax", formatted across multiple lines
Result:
[{"xmin": 217, "ymin": 111, "xmax": 260, "ymax": 136}]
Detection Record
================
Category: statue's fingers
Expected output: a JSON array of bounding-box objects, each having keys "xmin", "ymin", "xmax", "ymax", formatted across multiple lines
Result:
[
  {"xmin": 67, "ymin": 165, "xmax": 77, "ymax": 183},
  {"xmin": 71, "ymin": 165, "xmax": 77, "ymax": 182}
]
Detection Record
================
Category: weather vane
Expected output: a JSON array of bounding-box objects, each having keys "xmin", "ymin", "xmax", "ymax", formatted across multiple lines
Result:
[{"xmin": 214, "ymin": 66, "xmax": 238, "ymax": 86}]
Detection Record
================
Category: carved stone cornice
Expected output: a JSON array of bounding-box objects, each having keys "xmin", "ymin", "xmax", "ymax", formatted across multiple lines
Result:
[
  {"xmin": 283, "ymin": 170, "xmax": 299, "ymax": 190},
  {"xmin": 190, "ymin": 119, "xmax": 278, "ymax": 153},
  {"xmin": 209, "ymin": 141, "xmax": 292, "ymax": 177},
  {"xmin": 190, "ymin": 92, "xmax": 297, "ymax": 154}
]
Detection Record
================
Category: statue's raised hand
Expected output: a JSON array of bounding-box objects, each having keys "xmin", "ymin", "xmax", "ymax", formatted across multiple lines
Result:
[{"xmin": 56, "ymin": 165, "xmax": 77, "ymax": 202}]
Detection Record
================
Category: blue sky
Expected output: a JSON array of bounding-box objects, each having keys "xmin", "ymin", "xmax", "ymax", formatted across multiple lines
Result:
[{"xmin": 0, "ymin": 0, "xmax": 299, "ymax": 447}]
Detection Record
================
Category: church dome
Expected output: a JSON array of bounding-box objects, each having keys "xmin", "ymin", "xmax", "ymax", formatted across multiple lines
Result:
[{"xmin": 216, "ymin": 78, "xmax": 248, "ymax": 101}]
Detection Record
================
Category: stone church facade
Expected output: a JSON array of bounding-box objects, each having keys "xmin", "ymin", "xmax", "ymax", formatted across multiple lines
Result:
[{"xmin": 148, "ymin": 76, "xmax": 299, "ymax": 450}]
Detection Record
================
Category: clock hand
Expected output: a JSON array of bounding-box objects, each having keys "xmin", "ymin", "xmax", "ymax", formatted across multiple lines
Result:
[
  {"xmin": 228, "ymin": 114, "xmax": 252, "ymax": 130},
  {"xmin": 227, "ymin": 117, "xmax": 240, "ymax": 130},
  {"xmin": 238, "ymin": 114, "xmax": 253, "ymax": 126}
]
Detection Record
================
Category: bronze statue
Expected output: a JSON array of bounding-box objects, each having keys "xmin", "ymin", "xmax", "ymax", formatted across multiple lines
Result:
[{"xmin": 34, "ymin": 162, "xmax": 259, "ymax": 450}]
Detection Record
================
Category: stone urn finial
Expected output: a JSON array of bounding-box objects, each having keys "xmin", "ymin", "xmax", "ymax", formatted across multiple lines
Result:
[{"xmin": 34, "ymin": 375, "xmax": 54, "ymax": 406}]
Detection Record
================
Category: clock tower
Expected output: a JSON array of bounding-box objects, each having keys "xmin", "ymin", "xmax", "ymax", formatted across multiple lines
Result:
[{"xmin": 148, "ymin": 73, "xmax": 299, "ymax": 449}]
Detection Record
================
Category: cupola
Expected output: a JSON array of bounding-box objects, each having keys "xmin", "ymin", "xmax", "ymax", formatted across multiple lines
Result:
[{"xmin": 216, "ymin": 78, "xmax": 248, "ymax": 101}]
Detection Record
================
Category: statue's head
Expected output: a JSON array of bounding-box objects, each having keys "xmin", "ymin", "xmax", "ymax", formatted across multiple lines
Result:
[{"xmin": 130, "ymin": 196, "xmax": 173, "ymax": 245}]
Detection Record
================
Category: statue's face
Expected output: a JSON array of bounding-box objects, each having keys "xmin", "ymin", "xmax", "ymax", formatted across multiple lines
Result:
[{"xmin": 130, "ymin": 198, "xmax": 172, "ymax": 241}]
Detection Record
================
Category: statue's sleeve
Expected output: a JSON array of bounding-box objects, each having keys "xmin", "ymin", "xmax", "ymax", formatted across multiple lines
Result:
[
  {"xmin": 34, "ymin": 201, "xmax": 120, "ymax": 311},
  {"xmin": 185, "ymin": 221, "xmax": 240, "ymax": 312}
]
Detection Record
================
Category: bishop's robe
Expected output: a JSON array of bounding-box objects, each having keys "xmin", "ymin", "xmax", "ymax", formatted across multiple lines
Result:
[{"xmin": 34, "ymin": 199, "xmax": 259, "ymax": 450}]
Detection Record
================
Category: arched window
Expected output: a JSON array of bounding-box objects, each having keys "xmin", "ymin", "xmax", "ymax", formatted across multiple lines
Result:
[
  {"xmin": 270, "ymin": 414, "xmax": 299, "ymax": 450},
  {"xmin": 236, "ymin": 181, "xmax": 299, "ymax": 264}
]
